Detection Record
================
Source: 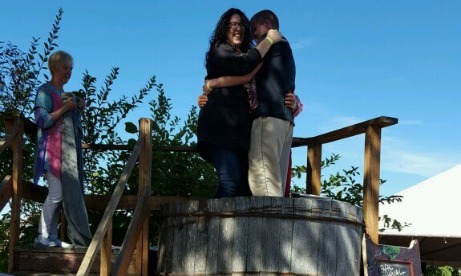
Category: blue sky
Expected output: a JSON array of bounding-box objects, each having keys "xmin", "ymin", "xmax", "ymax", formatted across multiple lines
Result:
[{"xmin": 2, "ymin": 1, "xmax": 460, "ymax": 196}]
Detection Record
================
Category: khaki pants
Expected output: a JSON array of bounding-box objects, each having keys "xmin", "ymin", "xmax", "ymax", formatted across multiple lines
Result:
[{"xmin": 249, "ymin": 117, "xmax": 293, "ymax": 196}]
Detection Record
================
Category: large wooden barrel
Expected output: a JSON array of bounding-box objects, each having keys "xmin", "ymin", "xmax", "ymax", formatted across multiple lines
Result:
[{"xmin": 156, "ymin": 196, "xmax": 363, "ymax": 275}]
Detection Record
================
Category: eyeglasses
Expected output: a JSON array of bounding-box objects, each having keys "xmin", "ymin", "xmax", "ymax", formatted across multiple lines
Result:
[{"xmin": 229, "ymin": 22, "xmax": 244, "ymax": 30}]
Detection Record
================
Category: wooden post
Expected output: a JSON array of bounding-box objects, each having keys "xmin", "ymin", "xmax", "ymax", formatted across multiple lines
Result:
[
  {"xmin": 77, "ymin": 137, "xmax": 143, "ymax": 275},
  {"xmin": 6, "ymin": 115, "xmax": 23, "ymax": 273},
  {"xmin": 363, "ymin": 125, "xmax": 381, "ymax": 243},
  {"xmin": 136, "ymin": 118, "xmax": 152, "ymax": 275},
  {"xmin": 307, "ymin": 143, "xmax": 322, "ymax": 195},
  {"xmin": 100, "ymin": 220, "xmax": 113, "ymax": 275}
]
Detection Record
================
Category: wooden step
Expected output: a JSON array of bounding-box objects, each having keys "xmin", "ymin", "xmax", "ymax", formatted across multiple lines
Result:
[{"xmin": 12, "ymin": 247, "xmax": 136, "ymax": 275}]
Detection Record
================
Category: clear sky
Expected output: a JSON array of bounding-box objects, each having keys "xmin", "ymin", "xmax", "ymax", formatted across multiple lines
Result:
[{"xmin": 2, "ymin": 0, "xmax": 460, "ymax": 196}]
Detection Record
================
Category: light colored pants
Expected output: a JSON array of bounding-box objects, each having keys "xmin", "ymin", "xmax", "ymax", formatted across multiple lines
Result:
[
  {"xmin": 38, "ymin": 172, "xmax": 62, "ymax": 240},
  {"xmin": 249, "ymin": 117, "xmax": 293, "ymax": 196}
]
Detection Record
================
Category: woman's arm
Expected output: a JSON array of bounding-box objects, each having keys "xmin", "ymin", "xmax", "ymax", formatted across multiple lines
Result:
[
  {"xmin": 204, "ymin": 29, "xmax": 285, "ymax": 92},
  {"xmin": 34, "ymin": 92, "xmax": 77, "ymax": 128},
  {"xmin": 203, "ymin": 63, "xmax": 263, "ymax": 94},
  {"xmin": 254, "ymin": 29, "xmax": 283, "ymax": 60}
]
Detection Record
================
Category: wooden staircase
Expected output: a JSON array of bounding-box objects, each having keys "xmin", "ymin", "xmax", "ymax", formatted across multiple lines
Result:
[{"xmin": 1, "ymin": 116, "xmax": 155, "ymax": 275}]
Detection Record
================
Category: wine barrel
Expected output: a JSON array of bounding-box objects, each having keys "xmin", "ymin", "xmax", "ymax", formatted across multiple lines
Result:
[{"xmin": 156, "ymin": 196, "xmax": 363, "ymax": 275}]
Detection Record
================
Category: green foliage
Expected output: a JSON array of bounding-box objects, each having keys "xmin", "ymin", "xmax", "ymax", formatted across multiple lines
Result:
[
  {"xmin": 425, "ymin": 265, "xmax": 461, "ymax": 276},
  {"xmin": 149, "ymin": 86, "xmax": 216, "ymax": 197},
  {"xmin": 0, "ymin": 8, "xmax": 62, "ymax": 116},
  {"xmin": 76, "ymin": 67, "xmax": 216, "ymax": 198},
  {"xmin": 382, "ymin": 245, "xmax": 400, "ymax": 261},
  {"xmin": 0, "ymin": 220, "xmax": 8, "ymax": 271}
]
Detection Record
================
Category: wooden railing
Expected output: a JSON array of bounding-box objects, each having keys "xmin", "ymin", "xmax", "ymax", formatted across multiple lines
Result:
[
  {"xmin": 0, "ymin": 114, "xmax": 398, "ymax": 275},
  {"xmin": 292, "ymin": 116, "xmax": 398, "ymax": 242},
  {"xmin": 77, "ymin": 118, "xmax": 152, "ymax": 275},
  {"xmin": 0, "ymin": 114, "xmax": 23, "ymax": 273},
  {"xmin": 0, "ymin": 115, "xmax": 156, "ymax": 275}
]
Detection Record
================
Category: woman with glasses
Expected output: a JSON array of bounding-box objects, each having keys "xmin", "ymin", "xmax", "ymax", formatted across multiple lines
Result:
[{"xmin": 196, "ymin": 8, "xmax": 282, "ymax": 198}]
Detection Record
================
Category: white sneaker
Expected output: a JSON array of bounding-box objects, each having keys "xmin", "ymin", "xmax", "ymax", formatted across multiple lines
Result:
[
  {"xmin": 34, "ymin": 236, "xmax": 73, "ymax": 248},
  {"xmin": 50, "ymin": 237, "xmax": 73, "ymax": 248}
]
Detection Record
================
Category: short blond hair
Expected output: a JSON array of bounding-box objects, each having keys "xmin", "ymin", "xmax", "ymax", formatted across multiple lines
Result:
[{"xmin": 48, "ymin": 50, "xmax": 73, "ymax": 75}]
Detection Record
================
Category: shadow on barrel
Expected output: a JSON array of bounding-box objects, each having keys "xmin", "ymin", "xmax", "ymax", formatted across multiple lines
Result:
[{"xmin": 156, "ymin": 196, "xmax": 363, "ymax": 275}]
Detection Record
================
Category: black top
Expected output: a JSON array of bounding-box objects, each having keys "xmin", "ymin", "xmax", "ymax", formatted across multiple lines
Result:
[
  {"xmin": 197, "ymin": 43, "xmax": 262, "ymax": 161},
  {"xmin": 253, "ymin": 37, "xmax": 296, "ymax": 125}
]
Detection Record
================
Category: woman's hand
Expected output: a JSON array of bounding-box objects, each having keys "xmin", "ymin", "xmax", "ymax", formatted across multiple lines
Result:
[
  {"xmin": 198, "ymin": 94, "xmax": 208, "ymax": 108},
  {"xmin": 77, "ymin": 97, "xmax": 86, "ymax": 112},
  {"xmin": 202, "ymin": 79, "xmax": 214, "ymax": 95},
  {"xmin": 64, "ymin": 98, "xmax": 77, "ymax": 112},
  {"xmin": 284, "ymin": 91, "xmax": 297, "ymax": 111}
]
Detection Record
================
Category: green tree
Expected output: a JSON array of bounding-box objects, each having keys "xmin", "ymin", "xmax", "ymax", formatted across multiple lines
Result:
[{"xmin": 0, "ymin": 7, "xmax": 216, "ymax": 270}]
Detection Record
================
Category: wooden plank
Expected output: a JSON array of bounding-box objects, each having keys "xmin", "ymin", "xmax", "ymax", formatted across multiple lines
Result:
[
  {"xmin": 76, "ymin": 137, "xmax": 143, "ymax": 276},
  {"xmin": 307, "ymin": 143, "xmax": 322, "ymax": 195},
  {"xmin": 136, "ymin": 118, "xmax": 152, "ymax": 276},
  {"xmin": 292, "ymin": 116, "xmax": 398, "ymax": 147},
  {"xmin": 82, "ymin": 143, "xmax": 196, "ymax": 152},
  {"xmin": 291, "ymin": 197, "xmax": 317, "ymax": 274},
  {"xmin": 183, "ymin": 201, "xmax": 199, "ymax": 274},
  {"xmin": 8, "ymin": 116, "xmax": 23, "ymax": 274},
  {"xmin": 171, "ymin": 201, "xmax": 187, "ymax": 273},
  {"xmin": 193, "ymin": 201, "xmax": 207, "ymax": 274},
  {"xmin": 246, "ymin": 197, "xmax": 264, "ymax": 272},
  {"xmin": 216, "ymin": 198, "xmax": 235, "ymax": 273},
  {"xmin": 363, "ymin": 125, "xmax": 382, "ymax": 244},
  {"xmin": 277, "ymin": 197, "xmax": 293, "ymax": 273},
  {"xmin": 100, "ymin": 221, "xmax": 113, "ymax": 276},
  {"xmin": 232, "ymin": 197, "xmax": 249, "ymax": 272},
  {"xmin": 84, "ymin": 195, "xmax": 205, "ymax": 211},
  {"xmin": 205, "ymin": 199, "xmax": 220, "ymax": 274},
  {"xmin": 260, "ymin": 197, "xmax": 279, "ymax": 272},
  {"xmin": 113, "ymin": 187, "xmax": 151, "ymax": 275},
  {"xmin": 15, "ymin": 248, "xmax": 98, "ymax": 273},
  {"xmin": 161, "ymin": 202, "xmax": 175, "ymax": 273},
  {"xmin": 12, "ymin": 247, "xmax": 135, "ymax": 274}
]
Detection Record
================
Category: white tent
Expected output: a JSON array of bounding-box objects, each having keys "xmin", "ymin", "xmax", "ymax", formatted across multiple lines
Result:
[{"xmin": 379, "ymin": 164, "xmax": 461, "ymax": 266}]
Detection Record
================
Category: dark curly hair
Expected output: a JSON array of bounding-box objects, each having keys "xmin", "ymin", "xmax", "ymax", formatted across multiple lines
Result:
[{"xmin": 205, "ymin": 8, "xmax": 252, "ymax": 67}]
